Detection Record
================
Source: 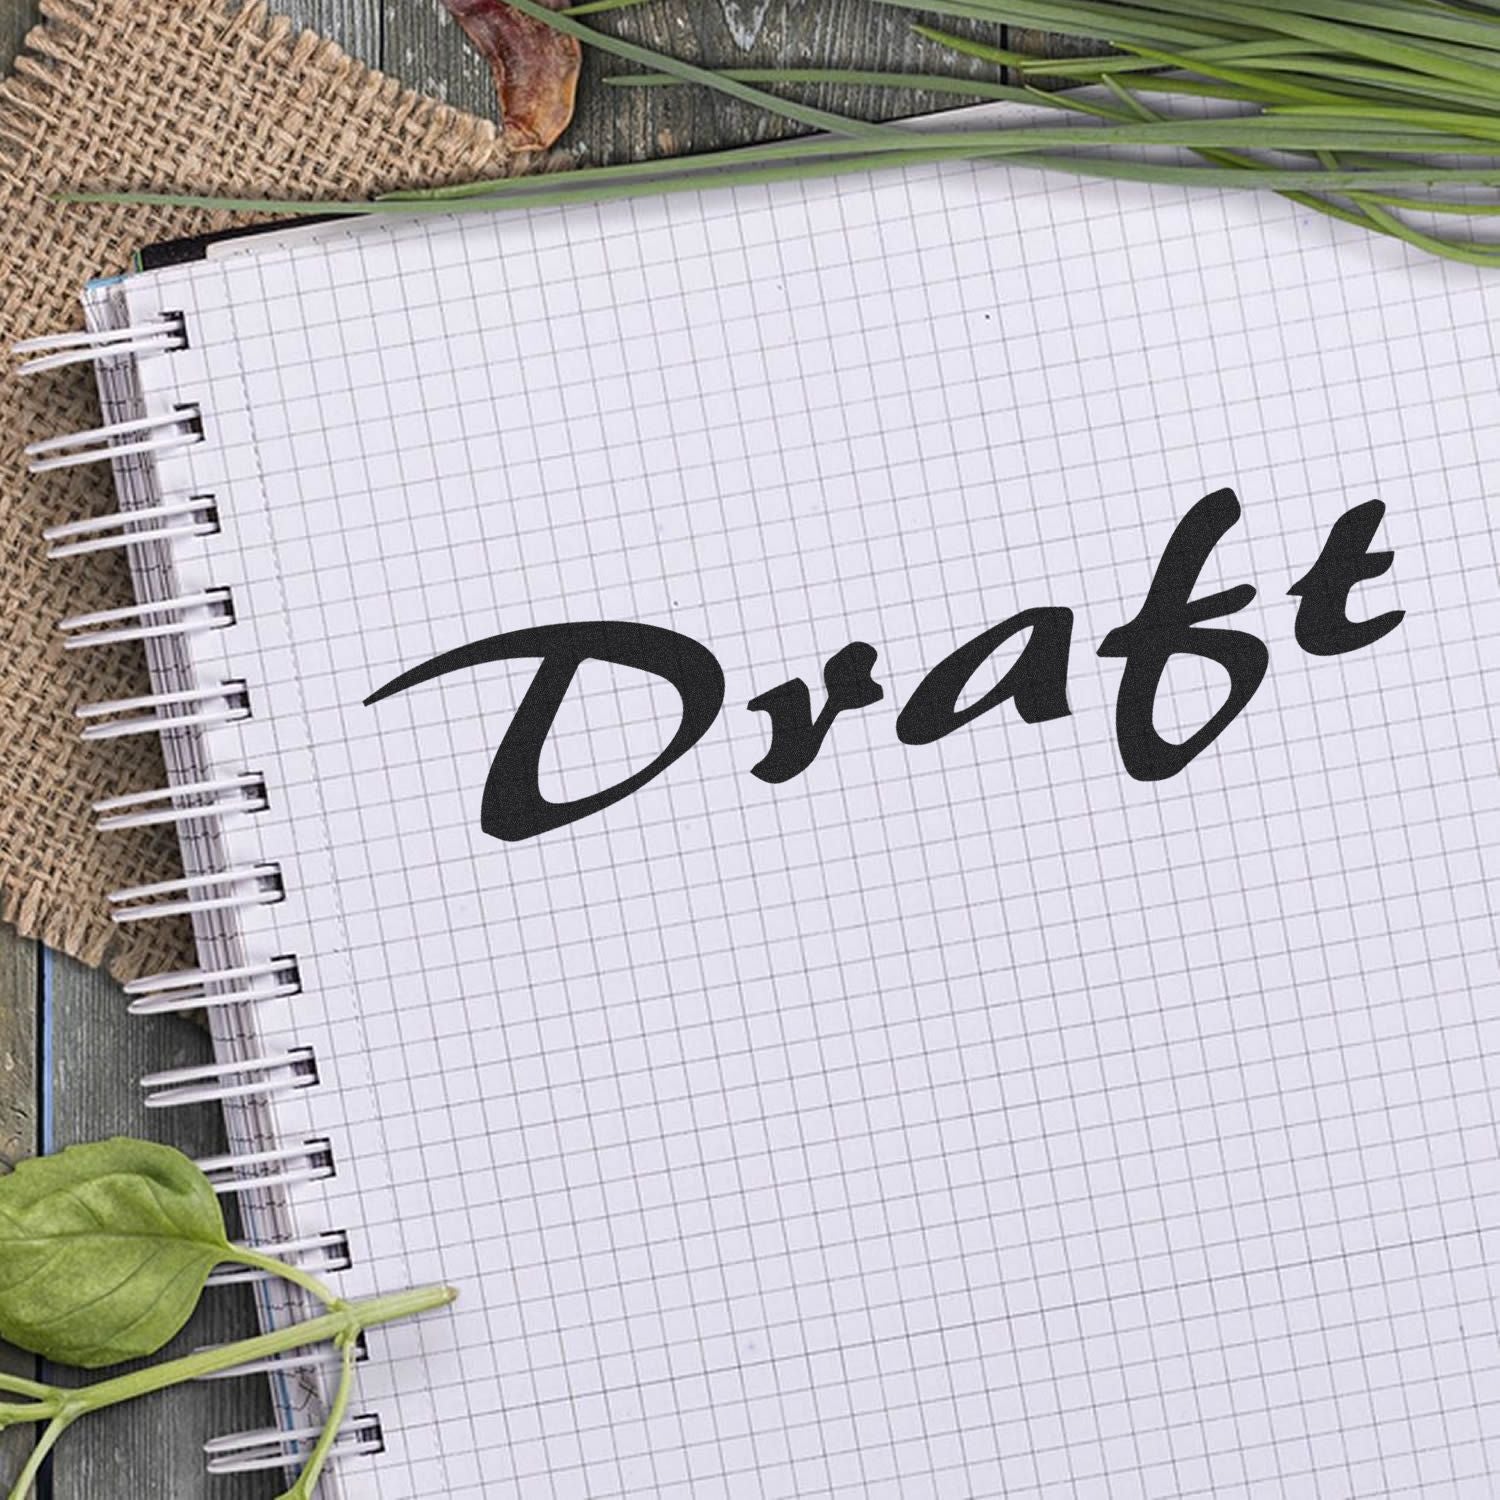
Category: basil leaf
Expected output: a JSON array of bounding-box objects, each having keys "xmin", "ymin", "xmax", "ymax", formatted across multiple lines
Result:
[{"xmin": 0, "ymin": 1139, "xmax": 232, "ymax": 1368}]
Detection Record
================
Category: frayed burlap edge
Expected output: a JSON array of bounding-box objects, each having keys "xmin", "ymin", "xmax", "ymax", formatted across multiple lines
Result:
[
  {"xmin": 1, "ymin": 0, "xmax": 504, "ymax": 169},
  {"xmin": 0, "ymin": 0, "xmax": 513, "ymax": 982}
]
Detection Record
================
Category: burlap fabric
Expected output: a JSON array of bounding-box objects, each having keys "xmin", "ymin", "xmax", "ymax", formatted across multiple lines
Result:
[{"xmin": 1, "ymin": 0, "xmax": 511, "ymax": 978}]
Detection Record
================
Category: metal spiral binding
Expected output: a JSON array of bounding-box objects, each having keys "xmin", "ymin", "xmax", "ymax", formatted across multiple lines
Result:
[
  {"xmin": 25, "ymin": 406, "xmax": 204, "ymax": 471},
  {"xmin": 19, "ymin": 307, "xmax": 386, "ymax": 1490},
  {"xmin": 194, "ymin": 1333, "xmax": 370, "ymax": 1383},
  {"xmin": 44, "ymin": 496, "xmax": 219, "ymax": 558},
  {"xmin": 75, "ymin": 681, "xmax": 251, "ymax": 740},
  {"xmin": 57, "ymin": 589, "xmax": 234, "ymax": 650},
  {"xmin": 139, "ymin": 1049, "xmax": 319, "ymax": 1110},
  {"xmin": 206, "ymin": 1230, "xmax": 352, "ymax": 1287},
  {"xmin": 13, "ymin": 313, "xmax": 186, "ymax": 375},
  {"xmin": 124, "ymin": 957, "xmax": 301, "ymax": 1015},
  {"xmin": 195, "ymin": 1141, "xmax": 338, "ymax": 1197},
  {"xmin": 93, "ymin": 774, "xmax": 270, "ymax": 832},
  {"xmin": 107, "ymin": 864, "xmax": 286, "ymax": 924},
  {"xmin": 203, "ymin": 1417, "xmax": 385, "ymax": 1477}
]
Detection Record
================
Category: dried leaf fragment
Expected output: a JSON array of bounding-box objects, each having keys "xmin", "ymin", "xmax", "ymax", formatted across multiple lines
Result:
[{"xmin": 442, "ymin": 0, "xmax": 581, "ymax": 152}]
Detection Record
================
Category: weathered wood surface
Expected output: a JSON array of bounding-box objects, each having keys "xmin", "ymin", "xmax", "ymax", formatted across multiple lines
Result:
[
  {"xmin": 367, "ymin": 1, "xmax": 1004, "ymax": 156},
  {"xmin": 0, "ymin": 930, "xmax": 36, "ymax": 1486},
  {"xmin": 0, "ymin": 0, "xmax": 1034, "ymax": 1493},
  {"xmin": 42, "ymin": 954, "xmax": 272, "ymax": 1500}
]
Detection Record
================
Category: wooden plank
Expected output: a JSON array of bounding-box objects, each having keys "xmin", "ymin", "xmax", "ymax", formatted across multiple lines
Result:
[
  {"xmin": 0, "ymin": 0, "xmax": 42, "ymax": 1202},
  {"xmin": 273, "ymin": 0, "xmax": 382, "ymax": 69},
  {"xmin": 45, "ymin": 953, "xmax": 272, "ymax": 1500},
  {"xmin": 382, "ymin": 1, "xmax": 496, "ymax": 120},
  {"xmin": 0, "ymin": 0, "xmax": 34, "ymax": 65},
  {"xmin": 383, "ymin": 2, "xmax": 1004, "ymax": 167},
  {"xmin": 0, "ymin": 10, "xmax": 44, "ymax": 1494},
  {"xmin": 568, "ymin": 5, "xmax": 1001, "ymax": 164},
  {"xmin": 0, "ymin": 928, "xmax": 38, "ymax": 1488},
  {"xmin": 0, "ymin": 932, "xmax": 34, "ymax": 1175}
]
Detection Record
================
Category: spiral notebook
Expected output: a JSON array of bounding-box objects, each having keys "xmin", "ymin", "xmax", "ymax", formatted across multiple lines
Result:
[{"xmin": 20, "ymin": 145, "xmax": 1500, "ymax": 1499}]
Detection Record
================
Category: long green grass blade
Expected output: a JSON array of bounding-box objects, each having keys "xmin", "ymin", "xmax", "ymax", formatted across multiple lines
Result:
[
  {"xmin": 1091, "ymin": 0, "xmax": 1500, "ymax": 92},
  {"xmin": 1272, "ymin": 100, "xmax": 1500, "ymax": 140},
  {"xmin": 878, "ymin": 0, "xmax": 1256, "ymax": 50},
  {"xmin": 602, "ymin": 69, "xmax": 1040, "ymax": 104},
  {"xmin": 562, "ymin": 0, "xmax": 656, "ymax": 13},
  {"xmin": 1206, "ymin": 56, "xmax": 1500, "ymax": 111},
  {"xmin": 69, "ymin": 157, "xmax": 1500, "ymax": 217},
  {"xmin": 60, "ymin": 0, "xmax": 1500, "ymax": 268},
  {"xmin": 1346, "ymin": 193, "xmax": 1500, "ymax": 262},
  {"xmin": 377, "ymin": 108, "xmax": 1500, "ymax": 211},
  {"xmin": 378, "ymin": 134, "xmax": 978, "ymax": 202},
  {"xmin": 909, "ymin": 25, "xmax": 1024, "ymax": 68},
  {"xmin": 1191, "ymin": 0, "xmax": 1500, "ymax": 54},
  {"xmin": 1359, "ymin": 191, "xmax": 1500, "ymax": 215},
  {"xmin": 1097, "ymin": 71, "xmax": 1403, "ymax": 251},
  {"xmin": 495, "ymin": 0, "xmax": 888, "ymax": 139}
]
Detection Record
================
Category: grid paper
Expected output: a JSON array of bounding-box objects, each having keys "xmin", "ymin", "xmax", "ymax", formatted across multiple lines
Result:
[{"xmin": 123, "ymin": 156, "xmax": 1500, "ymax": 1500}]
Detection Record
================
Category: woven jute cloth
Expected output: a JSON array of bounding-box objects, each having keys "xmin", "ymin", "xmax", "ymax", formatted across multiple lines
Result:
[{"xmin": 1, "ymin": 0, "xmax": 512, "ymax": 979}]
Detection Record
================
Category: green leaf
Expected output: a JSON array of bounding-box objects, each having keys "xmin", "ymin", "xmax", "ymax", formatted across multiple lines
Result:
[{"xmin": 0, "ymin": 1139, "xmax": 232, "ymax": 1368}]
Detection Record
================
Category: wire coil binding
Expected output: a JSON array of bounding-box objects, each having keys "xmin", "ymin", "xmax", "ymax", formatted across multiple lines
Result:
[
  {"xmin": 44, "ymin": 497, "xmax": 219, "ymax": 558},
  {"xmin": 140, "ymin": 1048, "xmax": 319, "ymax": 1110},
  {"xmin": 19, "ymin": 311, "xmax": 373, "ymax": 1484},
  {"xmin": 75, "ymin": 681, "xmax": 250, "ymax": 741},
  {"xmin": 193, "ymin": 1334, "xmax": 369, "ymax": 1383},
  {"xmin": 25, "ymin": 406, "xmax": 204, "ymax": 471},
  {"xmin": 124, "ymin": 956, "xmax": 300, "ymax": 1016},
  {"xmin": 107, "ymin": 864, "xmax": 285, "ymax": 924},
  {"xmin": 196, "ymin": 1140, "xmax": 336, "ymax": 1196},
  {"xmin": 57, "ymin": 588, "xmax": 234, "ymax": 650},
  {"xmin": 14, "ymin": 314, "xmax": 186, "ymax": 375},
  {"xmin": 92, "ymin": 773, "xmax": 269, "ymax": 831},
  {"xmin": 204, "ymin": 1417, "xmax": 385, "ymax": 1476},
  {"xmin": 207, "ymin": 1231, "xmax": 352, "ymax": 1288}
]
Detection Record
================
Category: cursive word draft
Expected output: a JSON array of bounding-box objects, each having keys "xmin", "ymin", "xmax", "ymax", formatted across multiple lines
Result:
[{"xmin": 366, "ymin": 490, "xmax": 1403, "ymax": 842}]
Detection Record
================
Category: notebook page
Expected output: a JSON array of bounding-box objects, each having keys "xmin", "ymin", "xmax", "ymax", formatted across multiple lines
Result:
[{"xmin": 127, "ymin": 162, "xmax": 1500, "ymax": 1500}]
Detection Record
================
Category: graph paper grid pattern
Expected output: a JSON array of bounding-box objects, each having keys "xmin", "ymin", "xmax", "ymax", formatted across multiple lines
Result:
[{"xmin": 123, "ymin": 157, "xmax": 1500, "ymax": 1500}]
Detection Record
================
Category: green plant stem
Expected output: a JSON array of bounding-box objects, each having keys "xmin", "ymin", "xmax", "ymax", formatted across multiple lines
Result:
[
  {"xmin": 276, "ymin": 1333, "xmax": 359, "ymax": 1500},
  {"xmin": 2, "ymin": 1289, "xmax": 443, "ymax": 1418},
  {"xmin": 893, "ymin": 0, "xmax": 1500, "ymax": 91},
  {"xmin": 86, "ymin": 1286, "xmax": 451, "ymax": 1409},
  {"xmin": 231, "ymin": 1245, "xmax": 345, "ymax": 1309},
  {"xmin": 0, "ymin": 1378, "xmax": 53, "ymax": 1404},
  {"xmin": 0, "ymin": 1405, "xmax": 54, "ymax": 1433},
  {"xmin": 5, "ymin": 1416, "xmax": 72, "ymax": 1500},
  {"xmin": 0, "ymin": 1286, "xmax": 454, "ymax": 1500}
]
